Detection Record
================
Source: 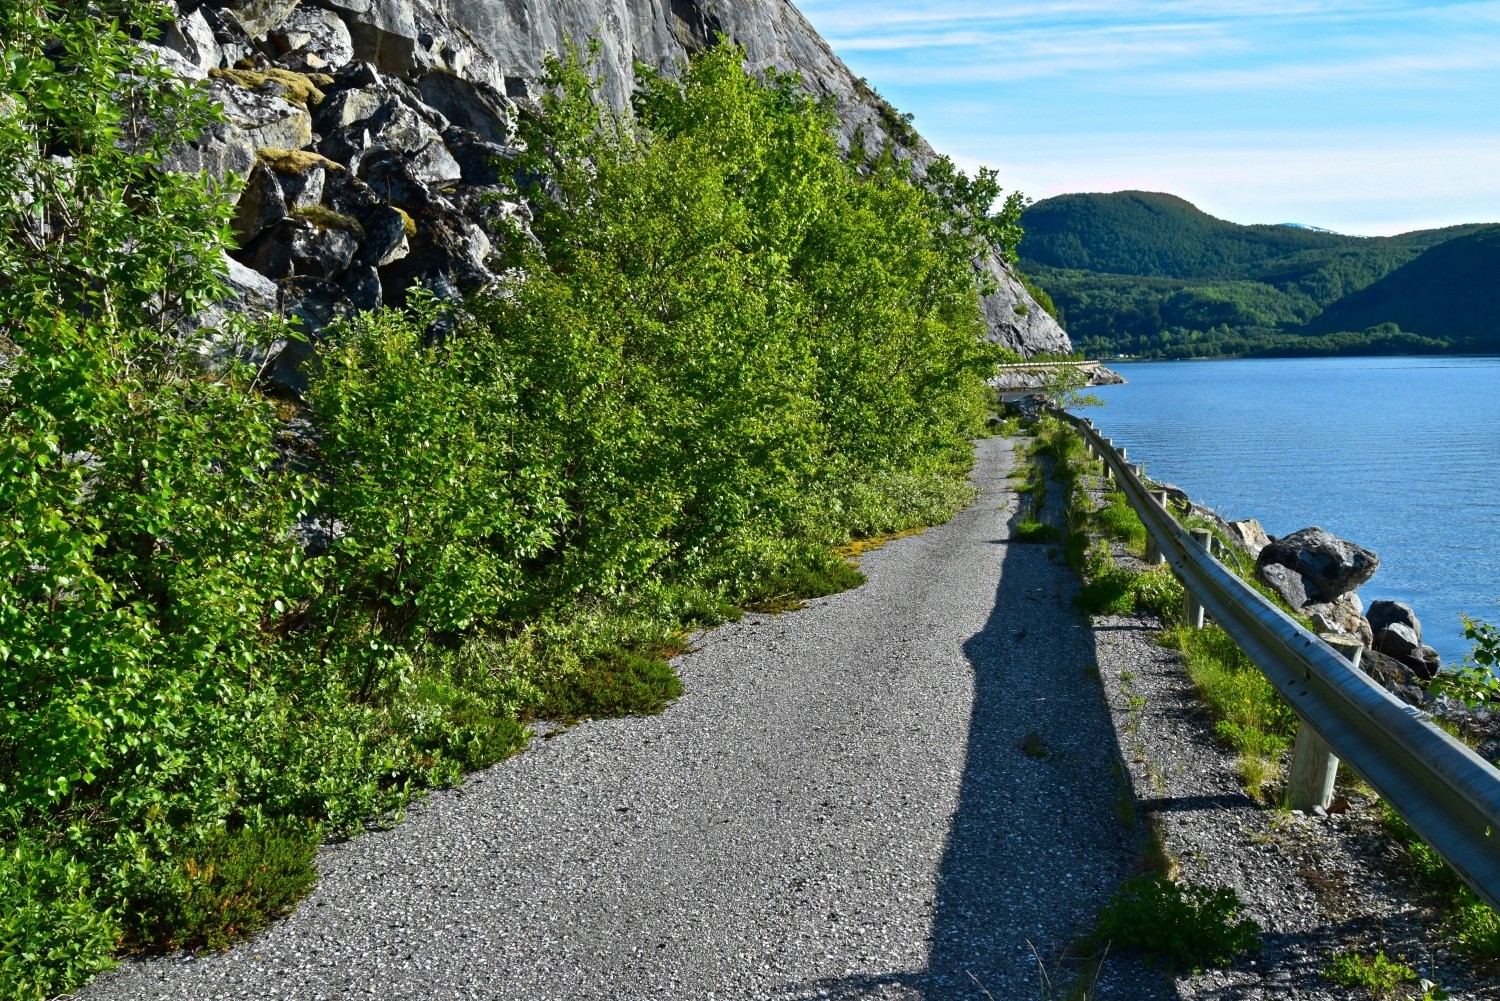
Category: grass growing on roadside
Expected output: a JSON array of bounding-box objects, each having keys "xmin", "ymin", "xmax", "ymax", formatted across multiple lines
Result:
[
  {"xmin": 1160, "ymin": 621, "xmax": 1298, "ymax": 798},
  {"xmin": 1381, "ymin": 806, "xmax": 1500, "ymax": 962},
  {"xmin": 1080, "ymin": 875, "xmax": 1260, "ymax": 972},
  {"xmin": 1323, "ymin": 950, "xmax": 1419, "ymax": 999}
]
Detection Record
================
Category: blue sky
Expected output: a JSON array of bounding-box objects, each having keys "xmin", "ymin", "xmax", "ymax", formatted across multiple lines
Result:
[{"xmin": 795, "ymin": 0, "xmax": 1500, "ymax": 235}]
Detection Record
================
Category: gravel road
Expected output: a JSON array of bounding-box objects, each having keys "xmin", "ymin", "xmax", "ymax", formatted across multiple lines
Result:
[{"xmin": 86, "ymin": 435, "xmax": 1165, "ymax": 1001}]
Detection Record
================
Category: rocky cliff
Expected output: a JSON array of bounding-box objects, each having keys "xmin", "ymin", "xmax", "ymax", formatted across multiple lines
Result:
[{"xmin": 150, "ymin": 0, "xmax": 1071, "ymax": 370}]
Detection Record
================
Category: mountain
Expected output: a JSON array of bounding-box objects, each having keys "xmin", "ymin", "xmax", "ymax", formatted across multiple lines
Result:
[
  {"xmin": 1019, "ymin": 191, "xmax": 1497, "ymax": 358},
  {"xmin": 150, "ymin": 0, "xmax": 1068, "ymax": 367},
  {"xmin": 1305, "ymin": 229, "xmax": 1500, "ymax": 348}
]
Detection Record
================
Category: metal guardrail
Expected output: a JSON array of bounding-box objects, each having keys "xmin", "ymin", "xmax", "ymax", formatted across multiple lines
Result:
[
  {"xmin": 1051, "ymin": 408, "xmax": 1500, "ymax": 912},
  {"xmin": 993, "ymin": 360, "xmax": 1102, "ymax": 369}
]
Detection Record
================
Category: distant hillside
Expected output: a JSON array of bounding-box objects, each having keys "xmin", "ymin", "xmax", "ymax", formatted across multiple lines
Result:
[
  {"xmin": 1020, "ymin": 191, "xmax": 1498, "ymax": 358},
  {"xmin": 1306, "ymin": 229, "xmax": 1500, "ymax": 349}
]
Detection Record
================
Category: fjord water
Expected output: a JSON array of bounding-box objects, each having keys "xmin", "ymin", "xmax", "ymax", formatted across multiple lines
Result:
[{"xmin": 1090, "ymin": 356, "xmax": 1500, "ymax": 664}]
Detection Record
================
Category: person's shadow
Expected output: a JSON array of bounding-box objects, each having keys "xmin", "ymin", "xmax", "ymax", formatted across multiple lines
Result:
[{"xmin": 788, "ymin": 524, "xmax": 1164, "ymax": 999}]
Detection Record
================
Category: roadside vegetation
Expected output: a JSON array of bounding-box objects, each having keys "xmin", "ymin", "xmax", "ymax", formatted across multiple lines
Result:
[
  {"xmin": 1010, "ymin": 410, "xmax": 1500, "ymax": 975},
  {"xmin": 0, "ymin": 6, "xmax": 1027, "ymax": 995}
]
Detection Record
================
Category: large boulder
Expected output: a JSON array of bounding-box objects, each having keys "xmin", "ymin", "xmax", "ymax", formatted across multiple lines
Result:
[
  {"xmin": 1305, "ymin": 595, "xmax": 1374, "ymax": 647},
  {"xmin": 1258, "ymin": 562, "xmax": 1311, "ymax": 610},
  {"xmin": 1256, "ymin": 527, "xmax": 1378, "ymax": 603},
  {"xmin": 238, "ymin": 215, "xmax": 361, "ymax": 280},
  {"xmin": 1226, "ymin": 519, "xmax": 1271, "ymax": 558},
  {"xmin": 1368, "ymin": 599, "xmax": 1421, "ymax": 645},
  {"xmin": 267, "ymin": 4, "xmax": 355, "ymax": 72},
  {"xmin": 232, "ymin": 162, "xmax": 289, "ymax": 244}
]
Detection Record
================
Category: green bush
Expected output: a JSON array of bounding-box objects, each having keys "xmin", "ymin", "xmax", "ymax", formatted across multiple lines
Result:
[
  {"xmin": 1, "ymin": 24, "xmax": 1021, "ymax": 994},
  {"xmin": 1082, "ymin": 875, "xmax": 1260, "ymax": 971},
  {"xmin": 1323, "ymin": 950, "xmax": 1418, "ymax": 998}
]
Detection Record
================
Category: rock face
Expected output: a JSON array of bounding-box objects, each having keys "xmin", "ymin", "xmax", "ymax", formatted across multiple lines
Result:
[
  {"xmin": 1256, "ymin": 527, "xmax": 1379, "ymax": 603},
  {"xmin": 152, "ymin": 0, "xmax": 1068, "ymax": 370}
]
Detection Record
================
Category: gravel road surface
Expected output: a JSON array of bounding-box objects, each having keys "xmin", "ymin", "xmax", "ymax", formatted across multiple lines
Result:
[{"xmin": 87, "ymin": 436, "xmax": 1164, "ymax": 1001}]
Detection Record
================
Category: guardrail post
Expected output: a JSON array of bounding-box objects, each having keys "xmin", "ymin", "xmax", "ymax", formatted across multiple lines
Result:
[
  {"xmin": 1145, "ymin": 490, "xmax": 1170, "ymax": 564},
  {"xmin": 1288, "ymin": 637, "xmax": 1360, "ymax": 811},
  {"xmin": 1101, "ymin": 439, "xmax": 1113, "ymax": 482},
  {"xmin": 1182, "ymin": 529, "xmax": 1214, "ymax": 628}
]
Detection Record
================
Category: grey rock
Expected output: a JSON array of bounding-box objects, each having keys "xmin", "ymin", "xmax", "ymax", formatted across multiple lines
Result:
[
  {"xmin": 316, "ymin": 85, "xmax": 392, "ymax": 130},
  {"xmin": 1258, "ymin": 562, "xmax": 1311, "ymax": 610},
  {"xmin": 319, "ymin": 0, "xmax": 422, "ymax": 75},
  {"xmin": 210, "ymin": 76, "xmax": 314, "ymax": 155},
  {"xmin": 181, "ymin": 252, "xmax": 283, "ymax": 359},
  {"xmin": 417, "ymin": 74, "xmax": 514, "ymax": 144},
  {"xmin": 441, "ymin": 128, "xmax": 515, "ymax": 186},
  {"xmin": 1375, "ymin": 622, "xmax": 1422, "ymax": 661},
  {"xmin": 276, "ymin": 160, "xmax": 326, "ymax": 210},
  {"xmin": 1304, "ymin": 596, "xmax": 1374, "ymax": 647},
  {"xmin": 160, "ymin": 8, "xmax": 220, "ymax": 77},
  {"xmin": 1257, "ymin": 526, "xmax": 1379, "ymax": 602},
  {"xmin": 341, "ymin": 264, "xmax": 383, "ymax": 309},
  {"xmin": 232, "ymin": 162, "xmax": 289, "ymax": 244},
  {"xmin": 975, "ymin": 252, "xmax": 1072, "ymax": 357},
  {"xmin": 163, "ymin": 118, "xmax": 256, "ymax": 180},
  {"xmin": 1227, "ymin": 518, "xmax": 1271, "ymax": 558},
  {"xmin": 220, "ymin": 0, "xmax": 301, "ymax": 36},
  {"xmin": 239, "ymin": 217, "xmax": 360, "ymax": 279},
  {"xmin": 353, "ymin": 205, "xmax": 412, "ymax": 267},
  {"xmin": 268, "ymin": 4, "xmax": 355, "ymax": 72},
  {"xmin": 1368, "ymin": 599, "xmax": 1421, "ymax": 645}
]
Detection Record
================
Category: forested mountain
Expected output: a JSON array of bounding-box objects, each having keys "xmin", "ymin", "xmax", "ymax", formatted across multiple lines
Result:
[{"xmin": 1020, "ymin": 191, "xmax": 1499, "ymax": 358}]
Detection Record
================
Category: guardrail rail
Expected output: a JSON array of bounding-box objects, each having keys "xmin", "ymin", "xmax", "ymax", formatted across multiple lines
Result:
[{"xmin": 1049, "ymin": 407, "xmax": 1500, "ymax": 912}]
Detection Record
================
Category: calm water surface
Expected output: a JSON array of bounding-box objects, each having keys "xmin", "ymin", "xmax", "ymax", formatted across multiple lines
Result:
[{"xmin": 1089, "ymin": 356, "xmax": 1500, "ymax": 664}]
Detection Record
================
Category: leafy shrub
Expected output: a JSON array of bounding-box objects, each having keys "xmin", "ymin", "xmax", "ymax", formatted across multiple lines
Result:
[
  {"xmin": 1093, "ymin": 493, "xmax": 1147, "ymax": 552},
  {"xmin": 1014, "ymin": 520, "xmax": 1060, "ymax": 543},
  {"xmin": 1082, "ymin": 875, "xmax": 1260, "ymax": 971},
  {"xmin": 1323, "ymin": 949, "xmax": 1418, "ymax": 998},
  {"xmin": 0, "ymin": 839, "xmax": 120, "ymax": 1001},
  {"xmin": 127, "ymin": 823, "xmax": 320, "ymax": 952}
]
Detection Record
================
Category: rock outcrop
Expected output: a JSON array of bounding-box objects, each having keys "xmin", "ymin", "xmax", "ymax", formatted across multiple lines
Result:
[{"xmin": 149, "ymin": 0, "xmax": 1068, "ymax": 374}]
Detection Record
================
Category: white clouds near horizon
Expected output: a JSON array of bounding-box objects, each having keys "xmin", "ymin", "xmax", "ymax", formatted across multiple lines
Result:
[{"xmin": 795, "ymin": 0, "xmax": 1500, "ymax": 232}]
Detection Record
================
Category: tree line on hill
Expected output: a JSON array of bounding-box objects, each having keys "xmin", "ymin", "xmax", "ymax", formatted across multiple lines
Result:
[{"xmin": 1018, "ymin": 191, "xmax": 1500, "ymax": 359}]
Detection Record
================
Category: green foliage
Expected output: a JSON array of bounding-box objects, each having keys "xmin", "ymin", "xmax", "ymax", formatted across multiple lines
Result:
[
  {"xmin": 1323, "ymin": 950, "xmax": 1418, "ymax": 998},
  {"xmin": 1163, "ymin": 622, "xmax": 1298, "ymax": 796},
  {"xmin": 127, "ymin": 823, "xmax": 320, "ymax": 952},
  {"xmin": 1431, "ymin": 616, "xmax": 1500, "ymax": 709},
  {"xmin": 2, "ymin": 28, "xmax": 1011, "ymax": 995},
  {"xmin": 1019, "ymin": 191, "xmax": 1495, "ymax": 358},
  {"xmin": 1081, "ymin": 875, "xmax": 1260, "ymax": 971},
  {"xmin": 1382, "ymin": 805, "xmax": 1500, "ymax": 962},
  {"xmin": 1093, "ymin": 493, "xmax": 1146, "ymax": 552},
  {"xmin": 0, "ymin": 838, "xmax": 120, "ymax": 1000},
  {"xmin": 1014, "ymin": 520, "xmax": 1060, "ymax": 543}
]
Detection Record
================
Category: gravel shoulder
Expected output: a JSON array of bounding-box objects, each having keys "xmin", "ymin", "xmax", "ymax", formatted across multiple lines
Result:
[
  {"xmin": 1088, "ymin": 536, "xmax": 1492, "ymax": 999},
  {"xmin": 83, "ymin": 435, "xmax": 1168, "ymax": 1001}
]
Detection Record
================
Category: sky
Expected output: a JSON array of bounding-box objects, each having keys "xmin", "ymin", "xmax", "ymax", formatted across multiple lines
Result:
[{"xmin": 794, "ymin": 0, "xmax": 1500, "ymax": 235}]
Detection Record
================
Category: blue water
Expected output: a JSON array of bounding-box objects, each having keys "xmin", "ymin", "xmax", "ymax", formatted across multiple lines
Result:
[{"xmin": 1088, "ymin": 356, "xmax": 1500, "ymax": 665}]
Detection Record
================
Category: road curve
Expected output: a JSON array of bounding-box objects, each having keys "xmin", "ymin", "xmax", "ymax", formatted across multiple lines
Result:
[{"xmin": 87, "ymin": 435, "xmax": 1162, "ymax": 1000}]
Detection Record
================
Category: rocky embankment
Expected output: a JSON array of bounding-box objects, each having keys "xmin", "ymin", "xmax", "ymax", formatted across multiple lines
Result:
[
  {"xmin": 146, "ymin": 0, "xmax": 1070, "ymax": 388},
  {"xmin": 991, "ymin": 360, "xmax": 1125, "ymax": 392},
  {"xmin": 1167, "ymin": 496, "xmax": 1500, "ymax": 762}
]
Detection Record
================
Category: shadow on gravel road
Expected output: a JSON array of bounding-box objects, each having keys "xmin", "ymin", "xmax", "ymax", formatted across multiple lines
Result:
[{"xmin": 792, "ymin": 528, "xmax": 1167, "ymax": 1000}]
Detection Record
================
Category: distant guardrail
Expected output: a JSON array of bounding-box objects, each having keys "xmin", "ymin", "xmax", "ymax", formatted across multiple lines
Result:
[
  {"xmin": 1051, "ymin": 407, "xmax": 1500, "ymax": 912},
  {"xmin": 993, "ymin": 360, "xmax": 1103, "ymax": 369}
]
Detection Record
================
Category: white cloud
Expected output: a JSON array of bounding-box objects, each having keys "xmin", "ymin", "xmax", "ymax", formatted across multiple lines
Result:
[{"xmin": 948, "ymin": 134, "xmax": 1500, "ymax": 234}]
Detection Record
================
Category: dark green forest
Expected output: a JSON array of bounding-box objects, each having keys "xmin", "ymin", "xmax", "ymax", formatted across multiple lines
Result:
[{"xmin": 1019, "ymin": 191, "xmax": 1500, "ymax": 358}]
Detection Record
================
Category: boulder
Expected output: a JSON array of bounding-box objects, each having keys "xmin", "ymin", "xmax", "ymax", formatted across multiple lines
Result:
[
  {"xmin": 418, "ymin": 74, "xmax": 514, "ymax": 144},
  {"xmin": 267, "ymin": 5, "xmax": 355, "ymax": 72},
  {"xmin": 1358, "ymin": 647, "xmax": 1426, "ymax": 704},
  {"xmin": 220, "ymin": 0, "xmax": 301, "ymax": 36},
  {"xmin": 442, "ymin": 128, "xmax": 516, "ymax": 186},
  {"xmin": 1375, "ymin": 622, "xmax": 1422, "ymax": 661},
  {"xmin": 1256, "ymin": 527, "xmax": 1378, "ymax": 602},
  {"xmin": 353, "ymin": 205, "xmax": 413, "ymax": 267},
  {"xmin": 159, "ymin": 7, "xmax": 220, "ymax": 78},
  {"xmin": 318, "ymin": 0, "xmax": 421, "ymax": 75},
  {"xmin": 317, "ymin": 86, "xmax": 392, "ymax": 131},
  {"xmin": 1304, "ymin": 595, "xmax": 1374, "ymax": 647},
  {"xmin": 232, "ymin": 162, "xmax": 289, "ymax": 244},
  {"xmin": 209, "ymin": 76, "xmax": 314, "ymax": 154},
  {"xmin": 238, "ymin": 216, "xmax": 360, "ymax": 280},
  {"xmin": 1368, "ymin": 600, "xmax": 1421, "ymax": 645},
  {"xmin": 1226, "ymin": 518, "xmax": 1271, "ymax": 558},
  {"xmin": 276, "ymin": 160, "xmax": 326, "ymax": 210},
  {"xmin": 341, "ymin": 264, "xmax": 383, "ymax": 309},
  {"xmin": 1258, "ymin": 562, "xmax": 1311, "ymax": 610}
]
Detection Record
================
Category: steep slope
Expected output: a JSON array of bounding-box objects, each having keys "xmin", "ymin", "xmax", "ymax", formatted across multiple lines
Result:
[
  {"xmin": 1305, "ymin": 228, "xmax": 1500, "ymax": 349},
  {"xmin": 154, "ymin": 0, "xmax": 1068, "ymax": 360}
]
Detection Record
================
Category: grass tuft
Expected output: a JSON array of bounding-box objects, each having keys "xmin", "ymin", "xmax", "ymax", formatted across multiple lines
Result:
[
  {"xmin": 1080, "ymin": 875, "xmax": 1259, "ymax": 973},
  {"xmin": 1323, "ymin": 949, "xmax": 1419, "ymax": 999}
]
